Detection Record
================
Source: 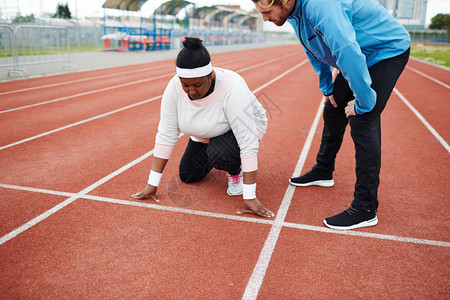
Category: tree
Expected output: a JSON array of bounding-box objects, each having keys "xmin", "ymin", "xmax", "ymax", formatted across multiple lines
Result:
[
  {"xmin": 12, "ymin": 13, "xmax": 35, "ymax": 23},
  {"xmin": 429, "ymin": 13, "xmax": 449, "ymax": 32},
  {"xmin": 55, "ymin": 3, "xmax": 72, "ymax": 19}
]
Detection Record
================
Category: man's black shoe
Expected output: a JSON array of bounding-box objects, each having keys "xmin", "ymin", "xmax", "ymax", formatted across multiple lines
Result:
[
  {"xmin": 324, "ymin": 206, "xmax": 378, "ymax": 230},
  {"xmin": 289, "ymin": 169, "xmax": 334, "ymax": 187}
]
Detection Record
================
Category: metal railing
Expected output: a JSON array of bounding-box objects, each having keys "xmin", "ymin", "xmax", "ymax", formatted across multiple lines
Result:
[
  {"xmin": 0, "ymin": 25, "xmax": 18, "ymax": 77},
  {"xmin": 0, "ymin": 25, "xmax": 75, "ymax": 78}
]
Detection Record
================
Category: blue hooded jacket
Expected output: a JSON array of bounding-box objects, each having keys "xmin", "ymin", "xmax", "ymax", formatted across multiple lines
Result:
[{"xmin": 287, "ymin": 0, "xmax": 410, "ymax": 114}]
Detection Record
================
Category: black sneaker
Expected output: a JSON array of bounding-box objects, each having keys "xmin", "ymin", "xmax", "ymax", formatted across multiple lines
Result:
[
  {"xmin": 324, "ymin": 206, "xmax": 378, "ymax": 230},
  {"xmin": 289, "ymin": 169, "xmax": 334, "ymax": 187}
]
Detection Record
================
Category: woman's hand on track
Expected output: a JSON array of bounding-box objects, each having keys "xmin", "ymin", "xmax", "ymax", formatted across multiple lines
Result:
[
  {"xmin": 237, "ymin": 198, "xmax": 274, "ymax": 218},
  {"xmin": 131, "ymin": 184, "xmax": 160, "ymax": 202}
]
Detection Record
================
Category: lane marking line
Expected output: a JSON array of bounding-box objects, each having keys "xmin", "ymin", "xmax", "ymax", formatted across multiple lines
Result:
[
  {"xmin": 0, "ymin": 56, "xmax": 306, "ymax": 151},
  {"xmin": 0, "ymin": 183, "xmax": 74, "ymax": 197},
  {"xmin": 409, "ymin": 56, "xmax": 450, "ymax": 71},
  {"xmin": 0, "ymin": 95, "xmax": 163, "ymax": 151},
  {"xmin": 394, "ymin": 88, "xmax": 450, "ymax": 154},
  {"xmin": 0, "ymin": 149, "xmax": 155, "ymax": 245},
  {"xmin": 0, "ymin": 63, "xmax": 173, "ymax": 96},
  {"xmin": 283, "ymin": 222, "xmax": 450, "ymax": 247},
  {"xmin": 0, "ymin": 53, "xmax": 296, "ymax": 114},
  {"xmin": 0, "ymin": 73, "xmax": 171, "ymax": 114},
  {"xmin": 300, "ymin": 129, "xmax": 322, "ymax": 134},
  {"xmin": 0, "ymin": 52, "xmax": 257, "ymax": 96},
  {"xmin": 429, "ymin": 139, "xmax": 450, "ymax": 144},
  {"xmin": 237, "ymin": 53, "xmax": 297, "ymax": 74},
  {"xmin": 0, "ymin": 183, "xmax": 273, "ymax": 226},
  {"xmin": 243, "ymin": 69, "xmax": 336, "ymax": 299},
  {"xmin": 0, "ymin": 59, "xmax": 308, "ymax": 244},
  {"xmin": 406, "ymin": 65, "xmax": 450, "ymax": 89},
  {"xmin": 84, "ymin": 194, "xmax": 274, "ymax": 225},
  {"xmin": 0, "ymin": 50, "xmax": 269, "ymax": 84},
  {"xmin": 252, "ymin": 60, "xmax": 309, "ymax": 94},
  {"xmin": 242, "ymin": 96, "xmax": 326, "ymax": 300},
  {"xmin": 2, "ymin": 182, "xmax": 449, "ymax": 248}
]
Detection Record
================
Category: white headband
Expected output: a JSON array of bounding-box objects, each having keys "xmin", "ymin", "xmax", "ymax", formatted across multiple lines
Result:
[{"xmin": 176, "ymin": 62, "xmax": 213, "ymax": 78}]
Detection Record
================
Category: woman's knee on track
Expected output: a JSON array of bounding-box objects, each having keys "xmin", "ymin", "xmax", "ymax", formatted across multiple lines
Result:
[{"xmin": 179, "ymin": 170, "xmax": 206, "ymax": 183}]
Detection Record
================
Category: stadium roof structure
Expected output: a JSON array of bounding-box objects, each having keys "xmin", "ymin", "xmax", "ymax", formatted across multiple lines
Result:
[
  {"xmin": 154, "ymin": 0, "xmax": 193, "ymax": 16},
  {"xmin": 101, "ymin": 0, "xmax": 259, "ymax": 32},
  {"xmin": 191, "ymin": 6, "xmax": 214, "ymax": 18},
  {"xmin": 102, "ymin": 0, "xmax": 149, "ymax": 11}
]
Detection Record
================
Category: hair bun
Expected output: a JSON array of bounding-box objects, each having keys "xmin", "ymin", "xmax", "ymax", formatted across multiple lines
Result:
[
  {"xmin": 182, "ymin": 37, "xmax": 203, "ymax": 50},
  {"xmin": 176, "ymin": 36, "xmax": 210, "ymax": 69}
]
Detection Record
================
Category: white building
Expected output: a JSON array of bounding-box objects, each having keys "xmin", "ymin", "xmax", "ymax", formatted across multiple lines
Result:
[{"xmin": 376, "ymin": 0, "xmax": 428, "ymax": 29}]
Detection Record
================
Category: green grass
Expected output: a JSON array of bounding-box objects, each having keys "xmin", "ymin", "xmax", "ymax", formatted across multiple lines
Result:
[
  {"xmin": 0, "ymin": 44, "xmax": 103, "ymax": 57},
  {"xmin": 410, "ymin": 44, "xmax": 450, "ymax": 68},
  {"xmin": 0, "ymin": 49, "xmax": 68, "ymax": 57}
]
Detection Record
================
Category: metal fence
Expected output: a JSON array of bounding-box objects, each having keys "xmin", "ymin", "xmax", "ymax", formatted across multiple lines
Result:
[
  {"xmin": 409, "ymin": 30, "xmax": 449, "ymax": 44},
  {"xmin": 14, "ymin": 25, "xmax": 74, "ymax": 73},
  {"xmin": 0, "ymin": 25, "xmax": 74, "ymax": 78},
  {"xmin": 0, "ymin": 25, "xmax": 16, "ymax": 76},
  {"xmin": 70, "ymin": 22, "xmax": 103, "ymax": 48},
  {"xmin": 102, "ymin": 27, "xmax": 294, "ymax": 52}
]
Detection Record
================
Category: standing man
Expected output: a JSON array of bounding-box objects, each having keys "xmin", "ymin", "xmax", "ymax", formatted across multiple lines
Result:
[{"xmin": 251, "ymin": 0, "xmax": 410, "ymax": 230}]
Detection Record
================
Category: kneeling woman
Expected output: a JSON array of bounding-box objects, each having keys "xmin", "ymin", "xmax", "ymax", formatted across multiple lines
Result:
[{"xmin": 132, "ymin": 37, "xmax": 273, "ymax": 218}]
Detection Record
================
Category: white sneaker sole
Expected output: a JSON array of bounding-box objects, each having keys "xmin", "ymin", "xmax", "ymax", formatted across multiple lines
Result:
[
  {"xmin": 323, "ymin": 216, "xmax": 378, "ymax": 230},
  {"xmin": 289, "ymin": 179, "xmax": 334, "ymax": 187},
  {"xmin": 227, "ymin": 190, "xmax": 243, "ymax": 196}
]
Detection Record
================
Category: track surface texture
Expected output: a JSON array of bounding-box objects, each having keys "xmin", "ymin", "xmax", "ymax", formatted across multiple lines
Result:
[{"xmin": 0, "ymin": 45, "xmax": 449, "ymax": 299}]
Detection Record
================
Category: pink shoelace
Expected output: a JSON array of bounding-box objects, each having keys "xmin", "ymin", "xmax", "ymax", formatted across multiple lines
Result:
[{"xmin": 228, "ymin": 172, "xmax": 242, "ymax": 184}]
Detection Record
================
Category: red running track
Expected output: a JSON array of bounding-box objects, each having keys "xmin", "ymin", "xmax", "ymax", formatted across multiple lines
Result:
[{"xmin": 0, "ymin": 45, "xmax": 449, "ymax": 299}]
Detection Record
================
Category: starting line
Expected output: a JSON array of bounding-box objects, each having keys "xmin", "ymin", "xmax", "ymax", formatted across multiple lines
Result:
[{"xmin": 1, "ymin": 182, "xmax": 448, "ymax": 249}]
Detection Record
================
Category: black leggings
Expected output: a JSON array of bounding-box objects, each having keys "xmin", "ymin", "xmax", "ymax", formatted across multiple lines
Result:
[
  {"xmin": 179, "ymin": 131, "xmax": 241, "ymax": 183},
  {"xmin": 314, "ymin": 48, "xmax": 410, "ymax": 211}
]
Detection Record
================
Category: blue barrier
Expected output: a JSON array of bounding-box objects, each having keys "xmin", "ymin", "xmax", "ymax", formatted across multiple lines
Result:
[{"xmin": 102, "ymin": 28, "xmax": 291, "ymax": 52}]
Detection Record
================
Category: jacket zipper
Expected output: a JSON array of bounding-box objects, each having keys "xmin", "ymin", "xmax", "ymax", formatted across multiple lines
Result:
[{"xmin": 297, "ymin": 17, "xmax": 320, "ymax": 62}]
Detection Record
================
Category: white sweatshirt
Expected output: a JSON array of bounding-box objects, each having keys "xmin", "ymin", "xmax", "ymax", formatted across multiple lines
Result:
[{"xmin": 154, "ymin": 68, "xmax": 268, "ymax": 172}]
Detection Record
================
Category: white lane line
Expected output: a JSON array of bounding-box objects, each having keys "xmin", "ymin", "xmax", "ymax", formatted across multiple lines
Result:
[
  {"xmin": 0, "ymin": 95, "xmax": 163, "ymax": 151},
  {"xmin": 0, "ymin": 53, "xmax": 254, "ymax": 97},
  {"xmin": 394, "ymin": 88, "xmax": 450, "ymax": 154},
  {"xmin": 0, "ymin": 183, "xmax": 272, "ymax": 225},
  {"xmin": 0, "ymin": 57, "xmax": 306, "ymax": 151},
  {"xmin": 283, "ymin": 222, "xmax": 450, "ymax": 247},
  {"xmin": 0, "ymin": 73, "xmax": 171, "ymax": 114},
  {"xmin": 0, "ymin": 149, "xmax": 155, "ymax": 245},
  {"xmin": 2, "ymin": 182, "xmax": 448, "ymax": 248},
  {"xmin": 252, "ymin": 59, "xmax": 309, "ymax": 94},
  {"xmin": 83, "ymin": 194, "xmax": 274, "ymax": 225},
  {"xmin": 0, "ymin": 183, "xmax": 74, "ymax": 197},
  {"xmin": 406, "ymin": 65, "xmax": 450, "ymax": 89},
  {"xmin": 409, "ymin": 57, "xmax": 450, "ymax": 71},
  {"xmin": 0, "ymin": 63, "xmax": 173, "ymax": 96},
  {"xmin": 0, "ymin": 52, "xmax": 295, "ymax": 113},
  {"xmin": 242, "ymin": 96, "xmax": 326, "ymax": 300},
  {"xmin": 0, "ymin": 58, "xmax": 308, "ymax": 243},
  {"xmin": 237, "ymin": 53, "xmax": 297, "ymax": 73}
]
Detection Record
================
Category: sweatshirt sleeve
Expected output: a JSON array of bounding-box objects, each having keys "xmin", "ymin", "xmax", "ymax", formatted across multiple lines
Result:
[
  {"xmin": 154, "ymin": 78, "xmax": 179, "ymax": 159},
  {"xmin": 223, "ymin": 76, "xmax": 262, "ymax": 172},
  {"xmin": 308, "ymin": 0, "xmax": 377, "ymax": 114}
]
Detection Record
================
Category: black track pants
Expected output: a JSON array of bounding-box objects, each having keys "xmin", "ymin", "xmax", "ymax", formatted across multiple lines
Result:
[
  {"xmin": 179, "ymin": 131, "xmax": 241, "ymax": 183},
  {"xmin": 314, "ymin": 48, "xmax": 410, "ymax": 210}
]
